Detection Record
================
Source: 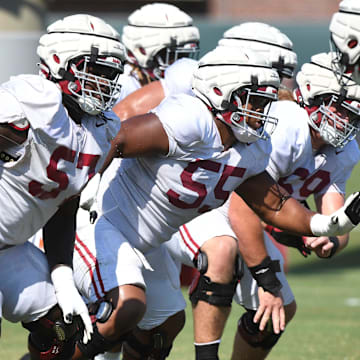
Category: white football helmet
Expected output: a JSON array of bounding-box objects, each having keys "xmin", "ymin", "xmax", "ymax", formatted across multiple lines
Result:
[
  {"xmin": 329, "ymin": 0, "xmax": 360, "ymax": 83},
  {"xmin": 218, "ymin": 22, "xmax": 297, "ymax": 79},
  {"xmin": 122, "ymin": 3, "xmax": 200, "ymax": 81},
  {"xmin": 296, "ymin": 52, "xmax": 360, "ymax": 148},
  {"xmin": 193, "ymin": 46, "xmax": 280, "ymax": 143},
  {"xmin": 37, "ymin": 14, "xmax": 126, "ymax": 115}
]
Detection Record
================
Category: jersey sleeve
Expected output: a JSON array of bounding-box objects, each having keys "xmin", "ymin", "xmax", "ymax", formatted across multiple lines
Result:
[
  {"xmin": 0, "ymin": 87, "xmax": 27, "ymax": 125},
  {"xmin": 316, "ymin": 139, "xmax": 360, "ymax": 197},
  {"xmin": 1, "ymin": 75, "xmax": 64, "ymax": 131},
  {"xmin": 160, "ymin": 58, "xmax": 198, "ymax": 97},
  {"xmin": 153, "ymin": 94, "xmax": 222, "ymax": 159},
  {"xmin": 266, "ymin": 102, "xmax": 310, "ymax": 181}
]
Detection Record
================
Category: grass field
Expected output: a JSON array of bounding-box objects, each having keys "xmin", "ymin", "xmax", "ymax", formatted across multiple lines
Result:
[{"xmin": 1, "ymin": 166, "xmax": 360, "ymax": 359}]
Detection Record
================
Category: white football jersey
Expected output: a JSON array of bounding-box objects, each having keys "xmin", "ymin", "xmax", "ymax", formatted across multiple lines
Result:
[
  {"xmin": 160, "ymin": 58, "xmax": 197, "ymax": 98},
  {"xmin": 98, "ymin": 93, "xmax": 271, "ymax": 252},
  {"xmin": 0, "ymin": 75, "xmax": 120, "ymax": 247},
  {"xmin": 266, "ymin": 100, "xmax": 360, "ymax": 201}
]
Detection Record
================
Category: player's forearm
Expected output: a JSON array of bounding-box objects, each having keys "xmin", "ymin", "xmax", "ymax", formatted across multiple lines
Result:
[
  {"xmin": 43, "ymin": 197, "xmax": 79, "ymax": 269},
  {"xmin": 260, "ymin": 196, "xmax": 315, "ymax": 236},
  {"xmin": 229, "ymin": 193, "xmax": 268, "ymax": 267}
]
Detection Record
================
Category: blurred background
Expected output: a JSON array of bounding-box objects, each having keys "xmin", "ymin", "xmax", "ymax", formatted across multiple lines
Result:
[{"xmin": 0, "ymin": 0, "xmax": 340, "ymax": 83}]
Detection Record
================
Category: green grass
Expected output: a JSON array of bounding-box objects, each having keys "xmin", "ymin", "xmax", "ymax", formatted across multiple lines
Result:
[{"xmin": 2, "ymin": 165, "xmax": 360, "ymax": 359}]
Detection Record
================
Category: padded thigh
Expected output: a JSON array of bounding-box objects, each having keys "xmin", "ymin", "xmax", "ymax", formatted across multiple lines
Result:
[{"xmin": 0, "ymin": 243, "xmax": 57, "ymax": 323}]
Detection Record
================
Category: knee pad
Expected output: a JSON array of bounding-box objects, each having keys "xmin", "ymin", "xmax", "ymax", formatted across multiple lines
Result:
[
  {"xmin": 237, "ymin": 310, "xmax": 282, "ymax": 350},
  {"xmin": 189, "ymin": 271, "xmax": 237, "ymax": 307},
  {"xmin": 123, "ymin": 330, "xmax": 172, "ymax": 360},
  {"xmin": 22, "ymin": 306, "xmax": 83, "ymax": 360}
]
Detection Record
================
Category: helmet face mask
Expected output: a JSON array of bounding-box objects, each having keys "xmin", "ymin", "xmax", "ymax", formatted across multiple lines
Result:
[
  {"xmin": 308, "ymin": 93, "xmax": 360, "ymax": 148},
  {"xmin": 148, "ymin": 40, "xmax": 200, "ymax": 80},
  {"xmin": 222, "ymin": 86, "xmax": 278, "ymax": 143},
  {"xmin": 63, "ymin": 55, "xmax": 124, "ymax": 115},
  {"xmin": 296, "ymin": 52, "xmax": 360, "ymax": 148}
]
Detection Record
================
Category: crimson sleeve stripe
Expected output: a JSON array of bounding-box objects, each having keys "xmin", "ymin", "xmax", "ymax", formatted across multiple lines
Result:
[
  {"xmin": 74, "ymin": 243, "xmax": 102, "ymax": 300},
  {"xmin": 75, "ymin": 234, "xmax": 106, "ymax": 295},
  {"xmin": 179, "ymin": 224, "xmax": 200, "ymax": 259}
]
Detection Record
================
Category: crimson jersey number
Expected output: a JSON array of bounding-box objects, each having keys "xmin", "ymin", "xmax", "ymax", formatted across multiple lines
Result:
[
  {"xmin": 278, "ymin": 167, "xmax": 330, "ymax": 198},
  {"xmin": 28, "ymin": 146, "xmax": 100, "ymax": 199},
  {"xmin": 167, "ymin": 159, "xmax": 246, "ymax": 213}
]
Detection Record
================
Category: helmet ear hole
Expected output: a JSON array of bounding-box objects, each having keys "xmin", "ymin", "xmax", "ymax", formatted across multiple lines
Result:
[
  {"xmin": 348, "ymin": 39, "xmax": 358, "ymax": 49},
  {"xmin": 53, "ymin": 54, "xmax": 60, "ymax": 64},
  {"xmin": 213, "ymin": 87, "xmax": 222, "ymax": 96}
]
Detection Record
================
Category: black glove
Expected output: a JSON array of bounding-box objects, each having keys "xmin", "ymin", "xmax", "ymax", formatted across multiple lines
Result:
[{"xmin": 265, "ymin": 225, "xmax": 311, "ymax": 258}]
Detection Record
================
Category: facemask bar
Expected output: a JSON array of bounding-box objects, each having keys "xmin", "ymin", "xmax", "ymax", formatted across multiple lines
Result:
[
  {"xmin": 328, "ymin": 38, "xmax": 359, "ymax": 86},
  {"xmin": 152, "ymin": 40, "xmax": 200, "ymax": 79},
  {"xmin": 69, "ymin": 55, "xmax": 123, "ymax": 114},
  {"xmin": 309, "ymin": 93, "xmax": 360, "ymax": 148},
  {"xmin": 229, "ymin": 87, "xmax": 278, "ymax": 141}
]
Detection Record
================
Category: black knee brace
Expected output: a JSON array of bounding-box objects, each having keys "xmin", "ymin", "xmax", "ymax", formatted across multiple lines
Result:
[
  {"xmin": 190, "ymin": 250, "xmax": 240, "ymax": 307},
  {"xmin": 189, "ymin": 272, "xmax": 237, "ymax": 307},
  {"xmin": 124, "ymin": 330, "xmax": 172, "ymax": 360},
  {"xmin": 237, "ymin": 310, "xmax": 282, "ymax": 350}
]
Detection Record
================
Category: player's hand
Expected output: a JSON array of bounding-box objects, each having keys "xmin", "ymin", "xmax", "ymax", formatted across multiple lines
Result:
[
  {"xmin": 254, "ymin": 287, "xmax": 285, "ymax": 334},
  {"xmin": 51, "ymin": 265, "xmax": 93, "ymax": 344},
  {"xmin": 80, "ymin": 173, "xmax": 101, "ymax": 212},
  {"xmin": 266, "ymin": 225, "xmax": 311, "ymax": 258},
  {"xmin": 310, "ymin": 192, "xmax": 360, "ymax": 236}
]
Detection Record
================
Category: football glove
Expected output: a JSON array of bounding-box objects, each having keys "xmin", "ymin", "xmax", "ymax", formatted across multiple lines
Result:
[{"xmin": 51, "ymin": 265, "xmax": 93, "ymax": 344}]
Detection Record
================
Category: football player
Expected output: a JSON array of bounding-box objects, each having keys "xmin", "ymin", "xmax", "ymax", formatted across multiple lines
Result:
[
  {"xmin": 0, "ymin": 14, "xmax": 126, "ymax": 359},
  {"xmin": 167, "ymin": 51, "xmax": 360, "ymax": 360},
  {"xmin": 74, "ymin": 4, "xmax": 200, "ymax": 359},
  {"xmin": 78, "ymin": 43, "xmax": 359, "ymax": 360},
  {"xmin": 113, "ymin": 21, "xmax": 299, "ymax": 360}
]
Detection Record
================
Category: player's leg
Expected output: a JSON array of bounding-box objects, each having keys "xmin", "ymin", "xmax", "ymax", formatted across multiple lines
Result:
[
  {"xmin": 231, "ymin": 301, "xmax": 296, "ymax": 360},
  {"xmin": 122, "ymin": 244, "xmax": 187, "ymax": 359},
  {"xmin": 166, "ymin": 206, "xmax": 240, "ymax": 360},
  {"xmin": 72, "ymin": 215, "xmax": 147, "ymax": 359},
  {"xmin": 0, "ymin": 242, "xmax": 84, "ymax": 359},
  {"xmin": 191, "ymin": 235, "xmax": 239, "ymax": 360},
  {"xmin": 231, "ymin": 232, "xmax": 296, "ymax": 360}
]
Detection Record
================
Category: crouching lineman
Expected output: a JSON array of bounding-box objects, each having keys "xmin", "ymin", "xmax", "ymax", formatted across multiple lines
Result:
[{"xmin": 0, "ymin": 13, "xmax": 126, "ymax": 359}]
